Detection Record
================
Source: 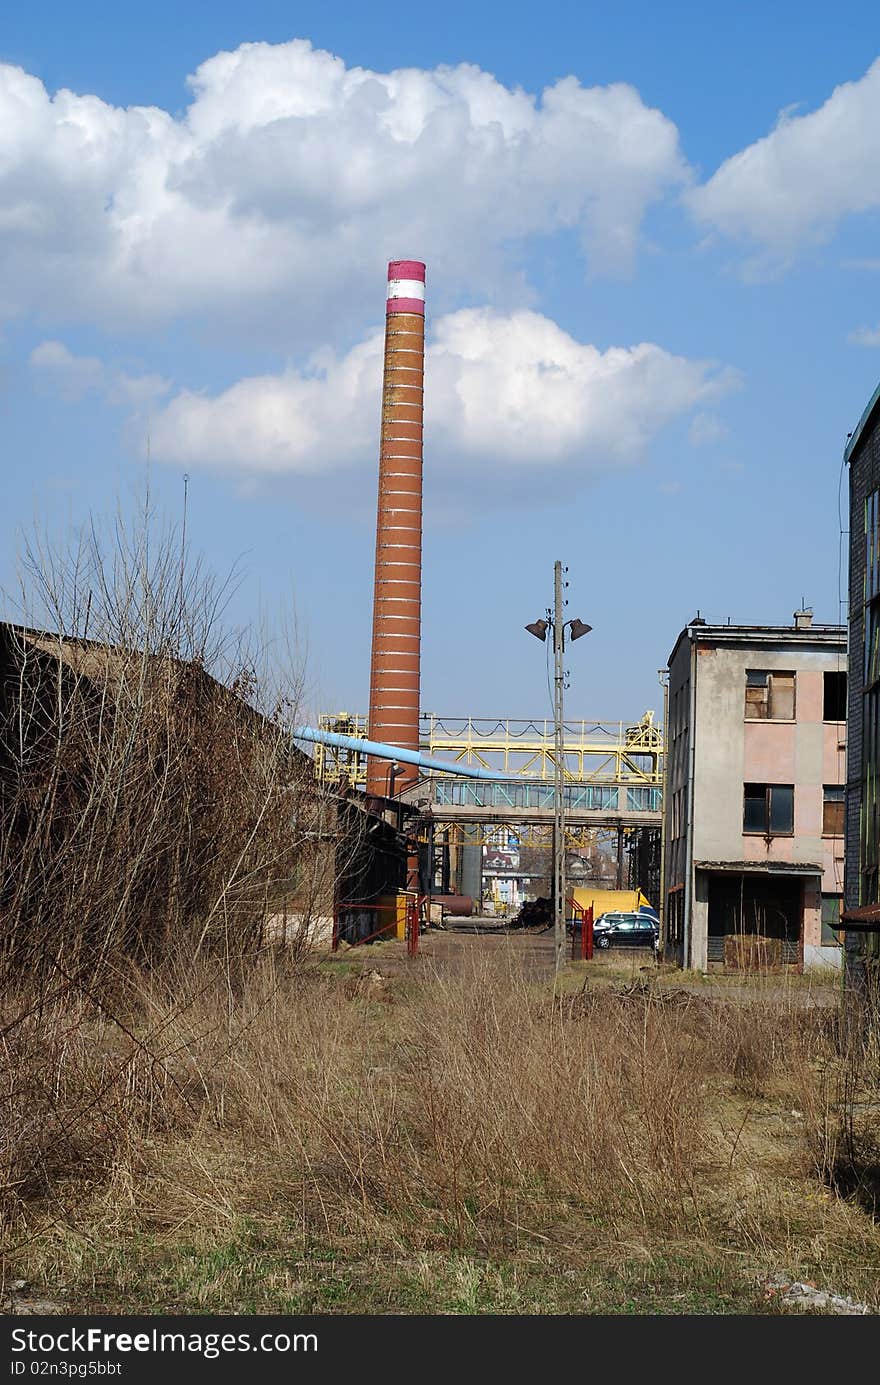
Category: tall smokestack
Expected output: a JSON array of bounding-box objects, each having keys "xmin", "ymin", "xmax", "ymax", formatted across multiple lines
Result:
[{"xmin": 366, "ymin": 260, "xmax": 426, "ymax": 797}]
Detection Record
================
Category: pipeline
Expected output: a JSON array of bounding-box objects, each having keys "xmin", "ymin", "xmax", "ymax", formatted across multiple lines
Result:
[{"xmin": 291, "ymin": 726, "xmax": 506, "ymax": 783}]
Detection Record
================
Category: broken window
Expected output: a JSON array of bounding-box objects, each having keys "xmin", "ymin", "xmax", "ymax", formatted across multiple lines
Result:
[
  {"xmin": 745, "ymin": 670, "xmax": 795, "ymax": 720},
  {"xmin": 743, "ymin": 783, "xmax": 794, "ymax": 835},
  {"xmin": 823, "ymin": 785, "xmax": 844, "ymax": 836},
  {"xmin": 821, "ymin": 894, "xmax": 843, "ymax": 946},
  {"xmin": 823, "ymin": 671, "xmax": 847, "ymax": 721}
]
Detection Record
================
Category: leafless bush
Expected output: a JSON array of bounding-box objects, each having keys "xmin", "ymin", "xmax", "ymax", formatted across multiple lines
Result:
[{"xmin": 0, "ymin": 508, "xmax": 336, "ymax": 984}]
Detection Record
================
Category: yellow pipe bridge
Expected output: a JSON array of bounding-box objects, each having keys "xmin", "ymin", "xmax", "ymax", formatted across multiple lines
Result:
[{"xmin": 315, "ymin": 711, "xmax": 663, "ymax": 787}]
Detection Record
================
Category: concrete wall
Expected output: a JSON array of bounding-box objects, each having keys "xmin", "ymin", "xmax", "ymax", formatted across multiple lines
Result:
[{"xmin": 662, "ymin": 633, "xmax": 694, "ymax": 965}]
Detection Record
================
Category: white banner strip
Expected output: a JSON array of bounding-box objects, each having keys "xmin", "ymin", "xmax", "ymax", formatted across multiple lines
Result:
[{"xmin": 387, "ymin": 279, "xmax": 426, "ymax": 300}]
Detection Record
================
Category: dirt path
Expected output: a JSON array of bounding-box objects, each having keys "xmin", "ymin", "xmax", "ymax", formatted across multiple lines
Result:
[{"xmin": 328, "ymin": 923, "xmax": 840, "ymax": 1007}]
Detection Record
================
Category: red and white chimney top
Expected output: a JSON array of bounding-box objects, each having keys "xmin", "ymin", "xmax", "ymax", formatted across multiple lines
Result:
[{"xmin": 386, "ymin": 260, "xmax": 426, "ymax": 316}]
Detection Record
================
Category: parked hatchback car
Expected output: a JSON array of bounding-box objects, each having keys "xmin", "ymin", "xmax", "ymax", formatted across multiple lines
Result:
[{"xmin": 592, "ymin": 911, "xmax": 658, "ymax": 950}]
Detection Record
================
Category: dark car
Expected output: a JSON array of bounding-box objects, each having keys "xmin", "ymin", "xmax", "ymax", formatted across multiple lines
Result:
[{"xmin": 592, "ymin": 911, "xmax": 658, "ymax": 950}]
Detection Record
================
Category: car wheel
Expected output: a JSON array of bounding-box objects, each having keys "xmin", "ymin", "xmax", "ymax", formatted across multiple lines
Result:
[{"xmin": 596, "ymin": 935, "xmax": 611, "ymax": 949}]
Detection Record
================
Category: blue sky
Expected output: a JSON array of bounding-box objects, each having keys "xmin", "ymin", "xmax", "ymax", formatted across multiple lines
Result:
[{"xmin": 2, "ymin": 2, "xmax": 879, "ymax": 726}]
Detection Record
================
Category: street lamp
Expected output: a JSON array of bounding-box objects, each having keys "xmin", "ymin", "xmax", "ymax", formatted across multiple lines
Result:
[{"xmin": 525, "ymin": 560, "xmax": 591, "ymax": 978}]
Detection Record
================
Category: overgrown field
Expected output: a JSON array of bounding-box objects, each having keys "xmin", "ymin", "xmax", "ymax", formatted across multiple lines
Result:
[{"xmin": 2, "ymin": 941, "xmax": 880, "ymax": 1315}]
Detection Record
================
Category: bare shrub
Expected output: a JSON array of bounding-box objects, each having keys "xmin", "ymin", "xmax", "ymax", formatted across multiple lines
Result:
[
  {"xmin": 0, "ymin": 509, "xmax": 334, "ymax": 983},
  {"xmin": 0, "ymin": 507, "xmax": 350, "ymax": 1251}
]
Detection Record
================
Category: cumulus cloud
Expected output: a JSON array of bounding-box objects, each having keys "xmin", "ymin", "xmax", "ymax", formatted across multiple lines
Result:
[
  {"xmin": 688, "ymin": 59, "xmax": 880, "ymax": 261},
  {"xmin": 688, "ymin": 411, "xmax": 728, "ymax": 447},
  {"xmin": 0, "ymin": 40, "xmax": 688, "ymax": 338},
  {"xmin": 146, "ymin": 308, "xmax": 736, "ymax": 482},
  {"xmin": 30, "ymin": 339, "xmax": 171, "ymax": 405},
  {"xmin": 29, "ymin": 341, "xmax": 106, "ymax": 400},
  {"xmin": 849, "ymin": 324, "xmax": 880, "ymax": 347}
]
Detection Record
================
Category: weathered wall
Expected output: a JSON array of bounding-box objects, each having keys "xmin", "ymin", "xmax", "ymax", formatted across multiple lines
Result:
[{"xmin": 664, "ymin": 626, "xmax": 846, "ymax": 971}]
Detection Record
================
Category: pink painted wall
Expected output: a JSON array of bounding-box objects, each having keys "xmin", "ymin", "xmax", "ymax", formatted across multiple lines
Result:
[
  {"xmin": 739, "ymin": 670, "xmax": 843, "ymax": 951},
  {"xmin": 796, "ymin": 669, "xmax": 824, "ymax": 722},
  {"xmin": 743, "ymin": 722, "xmax": 796, "ymax": 781}
]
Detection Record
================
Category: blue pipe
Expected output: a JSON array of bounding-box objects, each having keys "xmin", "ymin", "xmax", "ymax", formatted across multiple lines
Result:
[{"xmin": 291, "ymin": 725, "xmax": 506, "ymax": 781}]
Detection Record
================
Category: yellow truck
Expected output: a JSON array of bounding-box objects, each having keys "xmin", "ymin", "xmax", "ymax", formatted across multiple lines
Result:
[{"xmin": 570, "ymin": 887, "xmax": 653, "ymax": 919}]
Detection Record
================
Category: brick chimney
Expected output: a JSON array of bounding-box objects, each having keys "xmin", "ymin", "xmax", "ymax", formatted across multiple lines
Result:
[{"xmin": 366, "ymin": 260, "xmax": 426, "ymax": 797}]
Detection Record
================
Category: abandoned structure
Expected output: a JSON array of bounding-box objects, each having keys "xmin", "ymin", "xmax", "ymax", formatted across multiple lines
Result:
[
  {"xmin": 0, "ymin": 622, "xmax": 407, "ymax": 968},
  {"xmin": 843, "ymin": 378, "xmax": 880, "ymax": 987},
  {"xmin": 662, "ymin": 614, "xmax": 847, "ymax": 971}
]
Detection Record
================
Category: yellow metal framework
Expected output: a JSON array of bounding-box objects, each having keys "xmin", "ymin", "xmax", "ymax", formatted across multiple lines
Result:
[
  {"xmin": 413, "ymin": 822, "xmax": 624, "ymax": 847},
  {"xmin": 314, "ymin": 711, "xmax": 663, "ymax": 787}
]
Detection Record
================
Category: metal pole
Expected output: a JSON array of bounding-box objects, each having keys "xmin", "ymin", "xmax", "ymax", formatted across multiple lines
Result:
[{"xmin": 554, "ymin": 559, "xmax": 566, "ymax": 977}]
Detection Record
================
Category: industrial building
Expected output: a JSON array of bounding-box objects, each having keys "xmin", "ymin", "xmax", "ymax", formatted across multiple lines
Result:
[
  {"xmin": 843, "ymin": 378, "xmax": 880, "ymax": 988},
  {"xmin": 662, "ymin": 614, "xmax": 847, "ymax": 972}
]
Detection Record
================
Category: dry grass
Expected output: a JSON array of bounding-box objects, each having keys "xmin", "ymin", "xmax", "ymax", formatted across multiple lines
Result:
[{"xmin": 2, "ymin": 943, "xmax": 879, "ymax": 1315}]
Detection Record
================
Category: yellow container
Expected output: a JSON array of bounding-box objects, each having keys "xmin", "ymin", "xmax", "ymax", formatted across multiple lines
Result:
[
  {"xmin": 378, "ymin": 892, "xmax": 415, "ymax": 940},
  {"xmin": 571, "ymin": 887, "xmax": 652, "ymax": 918}
]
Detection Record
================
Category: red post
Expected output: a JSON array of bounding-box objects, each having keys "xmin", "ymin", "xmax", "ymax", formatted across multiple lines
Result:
[
  {"xmin": 332, "ymin": 905, "xmax": 340, "ymax": 952},
  {"xmin": 583, "ymin": 905, "xmax": 594, "ymax": 961},
  {"xmin": 407, "ymin": 899, "xmax": 420, "ymax": 957}
]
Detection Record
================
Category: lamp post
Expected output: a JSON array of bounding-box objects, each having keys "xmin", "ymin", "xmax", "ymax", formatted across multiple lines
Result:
[{"xmin": 526, "ymin": 560, "xmax": 591, "ymax": 978}]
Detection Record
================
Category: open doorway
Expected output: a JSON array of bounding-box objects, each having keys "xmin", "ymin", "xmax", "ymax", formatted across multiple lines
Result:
[{"xmin": 706, "ymin": 871, "xmax": 802, "ymax": 969}]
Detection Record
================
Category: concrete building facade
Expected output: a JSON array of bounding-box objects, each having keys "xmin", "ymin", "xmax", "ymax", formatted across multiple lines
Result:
[
  {"xmin": 663, "ymin": 615, "xmax": 846, "ymax": 972},
  {"xmin": 843, "ymin": 378, "xmax": 880, "ymax": 986}
]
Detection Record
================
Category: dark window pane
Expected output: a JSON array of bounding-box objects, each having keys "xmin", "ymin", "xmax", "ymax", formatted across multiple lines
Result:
[
  {"xmin": 821, "ymin": 895, "xmax": 842, "ymax": 945},
  {"xmin": 744, "ymin": 785, "xmax": 766, "ymax": 833},
  {"xmin": 823, "ymin": 671, "xmax": 847, "ymax": 721},
  {"xmin": 746, "ymin": 671, "xmax": 768, "ymax": 686},
  {"xmin": 769, "ymin": 785, "xmax": 794, "ymax": 834}
]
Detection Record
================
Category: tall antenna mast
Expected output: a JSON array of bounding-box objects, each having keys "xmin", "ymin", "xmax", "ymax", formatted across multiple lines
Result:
[{"xmin": 179, "ymin": 472, "xmax": 189, "ymax": 642}]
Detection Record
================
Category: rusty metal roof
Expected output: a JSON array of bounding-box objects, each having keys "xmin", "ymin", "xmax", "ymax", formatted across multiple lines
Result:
[{"xmin": 694, "ymin": 860, "xmax": 822, "ymax": 876}]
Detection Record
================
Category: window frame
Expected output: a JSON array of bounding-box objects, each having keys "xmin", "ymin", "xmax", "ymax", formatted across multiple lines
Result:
[
  {"xmin": 823, "ymin": 671, "xmax": 847, "ymax": 723},
  {"xmin": 822, "ymin": 785, "xmax": 845, "ymax": 837},
  {"xmin": 744, "ymin": 669, "xmax": 796, "ymax": 722},
  {"xmin": 820, "ymin": 894, "xmax": 843, "ymax": 947},
  {"xmin": 743, "ymin": 782, "xmax": 795, "ymax": 836}
]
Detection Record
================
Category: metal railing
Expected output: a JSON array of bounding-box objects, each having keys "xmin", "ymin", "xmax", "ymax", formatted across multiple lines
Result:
[
  {"xmin": 431, "ymin": 781, "xmax": 661, "ymax": 812},
  {"xmin": 314, "ymin": 710, "xmax": 663, "ymax": 788}
]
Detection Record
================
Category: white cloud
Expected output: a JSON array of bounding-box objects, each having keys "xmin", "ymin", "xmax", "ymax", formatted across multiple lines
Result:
[
  {"xmin": 30, "ymin": 339, "xmax": 170, "ymax": 405},
  {"xmin": 29, "ymin": 341, "xmax": 106, "ymax": 400},
  {"xmin": 688, "ymin": 59, "xmax": 880, "ymax": 261},
  {"xmin": 146, "ymin": 308, "xmax": 736, "ymax": 481},
  {"xmin": 688, "ymin": 411, "xmax": 728, "ymax": 447},
  {"xmin": 849, "ymin": 324, "xmax": 880, "ymax": 347},
  {"xmin": 0, "ymin": 41, "xmax": 689, "ymax": 339}
]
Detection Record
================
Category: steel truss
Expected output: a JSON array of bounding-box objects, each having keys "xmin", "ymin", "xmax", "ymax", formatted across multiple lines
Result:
[{"xmin": 315, "ymin": 710, "xmax": 663, "ymax": 788}]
